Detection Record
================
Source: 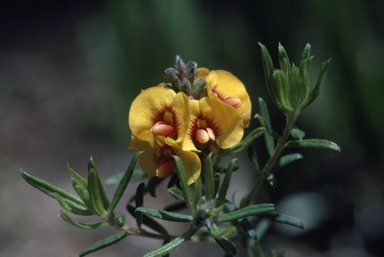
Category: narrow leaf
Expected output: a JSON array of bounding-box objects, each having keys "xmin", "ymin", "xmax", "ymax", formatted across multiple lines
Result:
[
  {"xmin": 88, "ymin": 169, "xmax": 106, "ymax": 216},
  {"xmin": 221, "ymin": 127, "xmax": 265, "ymax": 155},
  {"xmin": 79, "ymin": 232, "xmax": 128, "ymax": 257},
  {"xmin": 214, "ymin": 237, "xmax": 237, "ymax": 256},
  {"xmin": 205, "ymin": 153, "xmax": 214, "ymax": 201},
  {"xmin": 167, "ymin": 187, "xmax": 183, "ymax": 201},
  {"xmin": 215, "ymin": 159, "xmax": 236, "ymax": 208},
  {"xmin": 105, "ymin": 169, "xmax": 146, "ymax": 185},
  {"xmin": 53, "ymin": 192, "xmax": 93, "ymax": 216},
  {"xmin": 136, "ymin": 207, "xmax": 193, "ymax": 222},
  {"xmin": 21, "ymin": 171, "xmax": 87, "ymax": 211},
  {"xmin": 59, "ymin": 211, "xmax": 108, "ymax": 230},
  {"xmin": 127, "ymin": 205, "xmax": 168, "ymax": 235},
  {"xmin": 88, "ymin": 159, "xmax": 110, "ymax": 210},
  {"xmin": 247, "ymin": 146, "xmax": 260, "ymax": 172},
  {"xmin": 108, "ymin": 153, "xmax": 140, "ymax": 212},
  {"xmin": 276, "ymin": 153, "xmax": 303, "ymax": 169},
  {"xmin": 72, "ymin": 180, "xmax": 93, "ymax": 212},
  {"xmin": 193, "ymin": 177, "xmax": 203, "ymax": 209},
  {"xmin": 286, "ymin": 139, "xmax": 340, "ymax": 152},
  {"xmin": 217, "ymin": 203, "xmax": 275, "ymax": 222},
  {"xmin": 260, "ymin": 212, "xmax": 304, "ymax": 229},
  {"xmin": 67, "ymin": 164, "xmax": 87, "ymax": 188},
  {"xmin": 173, "ymin": 156, "xmax": 193, "ymax": 211},
  {"xmin": 258, "ymin": 97, "xmax": 276, "ymax": 156},
  {"xmin": 259, "ymin": 43, "xmax": 274, "ymax": 81},
  {"xmin": 143, "ymin": 227, "xmax": 197, "ymax": 257},
  {"xmin": 135, "ymin": 182, "xmax": 145, "ymax": 228}
]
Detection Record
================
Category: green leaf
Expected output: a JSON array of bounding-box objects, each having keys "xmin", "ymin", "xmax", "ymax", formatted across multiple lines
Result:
[
  {"xmin": 258, "ymin": 97, "xmax": 276, "ymax": 156},
  {"xmin": 105, "ymin": 169, "xmax": 146, "ymax": 185},
  {"xmin": 136, "ymin": 207, "xmax": 193, "ymax": 222},
  {"xmin": 67, "ymin": 164, "xmax": 87, "ymax": 188},
  {"xmin": 53, "ymin": 192, "xmax": 93, "ymax": 216},
  {"xmin": 273, "ymin": 69, "xmax": 291, "ymax": 113},
  {"xmin": 247, "ymin": 146, "xmax": 260, "ymax": 172},
  {"xmin": 135, "ymin": 182, "xmax": 145, "ymax": 228},
  {"xmin": 79, "ymin": 231, "xmax": 128, "ymax": 257},
  {"xmin": 224, "ymin": 201, "xmax": 257, "ymax": 240},
  {"xmin": 88, "ymin": 168, "xmax": 107, "ymax": 216},
  {"xmin": 259, "ymin": 43, "xmax": 274, "ymax": 81},
  {"xmin": 205, "ymin": 153, "xmax": 215, "ymax": 201},
  {"xmin": 108, "ymin": 152, "xmax": 141, "ymax": 213},
  {"xmin": 286, "ymin": 139, "xmax": 341, "ymax": 152},
  {"xmin": 59, "ymin": 211, "xmax": 108, "ymax": 230},
  {"xmin": 216, "ymin": 159, "xmax": 236, "ymax": 208},
  {"xmin": 72, "ymin": 180, "xmax": 93, "ymax": 212},
  {"xmin": 260, "ymin": 212, "xmax": 304, "ymax": 229},
  {"xmin": 21, "ymin": 171, "xmax": 88, "ymax": 212},
  {"xmin": 301, "ymin": 43, "xmax": 311, "ymax": 60},
  {"xmin": 193, "ymin": 177, "xmax": 202, "ymax": 209},
  {"xmin": 167, "ymin": 187, "xmax": 183, "ymax": 201},
  {"xmin": 127, "ymin": 205, "xmax": 168, "ymax": 235},
  {"xmin": 216, "ymin": 203, "xmax": 275, "ymax": 222},
  {"xmin": 276, "ymin": 153, "xmax": 303, "ymax": 169},
  {"xmin": 214, "ymin": 237, "xmax": 237, "ymax": 256},
  {"xmin": 148, "ymin": 177, "xmax": 163, "ymax": 198},
  {"xmin": 278, "ymin": 43, "xmax": 291, "ymax": 74},
  {"xmin": 251, "ymin": 242, "xmax": 265, "ymax": 257},
  {"xmin": 143, "ymin": 226, "xmax": 197, "ymax": 257},
  {"xmin": 88, "ymin": 158, "xmax": 110, "ymax": 211},
  {"xmin": 290, "ymin": 127, "xmax": 305, "ymax": 140},
  {"xmin": 299, "ymin": 59, "xmax": 331, "ymax": 110},
  {"xmin": 173, "ymin": 155, "xmax": 193, "ymax": 211},
  {"xmin": 221, "ymin": 127, "xmax": 266, "ymax": 155}
]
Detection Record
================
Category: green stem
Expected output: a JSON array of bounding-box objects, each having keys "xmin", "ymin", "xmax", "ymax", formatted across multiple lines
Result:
[{"xmin": 241, "ymin": 112, "xmax": 297, "ymax": 208}]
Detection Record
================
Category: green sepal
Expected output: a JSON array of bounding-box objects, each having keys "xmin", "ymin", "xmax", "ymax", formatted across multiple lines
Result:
[
  {"xmin": 172, "ymin": 155, "xmax": 193, "ymax": 212},
  {"xmin": 67, "ymin": 164, "xmax": 87, "ymax": 188},
  {"xmin": 21, "ymin": 171, "xmax": 88, "ymax": 212},
  {"xmin": 79, "ymin": 231, "xmax": 128, "ymax": 257},
  {"xmin": 167, "ymin": 187, "xmax": 183, "ymax": 201},
  {"xmin": 260, "ymin": 212, "xmax": 304, "ymax": 229},
  {"xmin": 127, "ymin": 205, "xmax": 168, "ymax": 235},
  {"xmin": 136, "ymin": 207, "xmax": 193, "ymax": 222},
  {"xmin": 215, "ymin": 159, "xmax": 236, "ymax": 208},
  {"xmin": 273, "ymin": 69, "xmax": 291, "ymax": 113},
  {"xmin": 88, "ymin": 158, "xmax": 110, "ymax": 211},
  {"xmin": 72, "ymin": 180, "xmax": 93, "ymax": 212},
  {"xmin": 214, "ymin": 237, "xmax": 237, "ymax": 256},
  {"xmin": 278, "ymin": 43, "xmax": 291, "ymax": 75},
  {"xmin": 258, "ymin": 97, "xmax": 276, "ymax": 156},
  {"xmin": 299, "ymin": 59, "xmax": 331, "ymax": 110},
  {"xmin": 286, "ymin": 139, "xmax": 341, "ymax": 152},
  {"xmin": 88, "ymin": 168, "xmax": 107, "ymax": 216},
  {"xmin": 108, "ymin": 151, "xmax": 141, "ymax": 213},
  {"xmin": 205, "ymin": 153, "xmax": 215, "ymax": 201},
  {"xmin": 221, "ymin": 127, "xmax": 265, "ymax": 155},
  {"xmin": 216, "ymin": 203, "xmax": 275, "ymax": 222},
  {"xmin": 53, "ymin": 192, "xmax": 93, "ymax": 216},
  {"xmin": 276, "ymin": 153, "xmax": 303, "ymax": 169},
  {"xmin": 135, "ymin": 182, "xmax": 145, "ymax": 229},
  {"xmin": 143, "ymin": 226, "xmax": 198, "ymax": 257},
  {"xmin": 59, "ymin": 211, "xmax": 108, "ymax": 230}
]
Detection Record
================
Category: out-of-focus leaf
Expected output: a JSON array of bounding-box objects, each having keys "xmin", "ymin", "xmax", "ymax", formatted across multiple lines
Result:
[
  {"xmin": 79, "ymin": 231, "xmax": 128, "ymax": 257},
  {"xmin": 193, "ymin": 177, "xmax": 202, "ymax": 209},
  {"xmin": 164, "ymin": 202, "xmax": 187, "ymax": 212},
  {"xmin": 290, "ymin": 128, "xmax": 305, "ymax": 140},
  {"xmin": 217, "ymin": 204, "xmax": 275, "ymax": 222},
  {"xmin": 108, "ymin": 151, "xmax": 141, "ymax": 213},
  {"xmin": 21, "ymin": 171, "xmax": 88, "ymax": 212},
  {"xmin": 105, "ymin": 169, "xmax": 146, "ymax": 185},
  {"xmin": 148, "ymin": 177, "xmax": 163, "ymax": 198},
  {"xmin": 247, "ymin": 146, "xmax": 260, "ymax": 172},
  {"xmin": 127, "ymin": 205, "xmax": 168, "ymax": 235},
  {"xmin": 59, "ymin": 211, "xmax": 108, "ymax": 230},
  {"xmin": 216, "ymin": 159, "xmax": 237, "ymax": 208},
  {"xmin": 286, "ymin": 139, "xmax": 340, "ymax": 152},
  {"xmin": 260, "ymin": 212, "xmax": 304, "ymax": 229},
  {"xmin": 276, "ymin": 153, "xmax": 303, "ymax": 169},
  {"xmin": 214, "ymin": 237, "xmax": 237, "ymax": 256},
  {"xmin": 135, "ymin": 182, "xmax": 145, "ymax": 229},
  {"xmin": 221, "ymin": 127, "xmax": 265, "ymax": 155},
  {"xmin": 251, "ymin": 242, "xmax": 264, "ymax": 257},
  {"xmin": 143, "ymin": 226, "xmax": 197, "ymax": 257},
  {"xmin": 136, "ymin": 207, "xmax": 193, "ymax": 222}
]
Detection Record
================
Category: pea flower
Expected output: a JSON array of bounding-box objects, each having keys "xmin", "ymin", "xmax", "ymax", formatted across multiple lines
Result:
[{"xmin": 130, "ymin": 131, "xmax": 201, "ymax": 185}]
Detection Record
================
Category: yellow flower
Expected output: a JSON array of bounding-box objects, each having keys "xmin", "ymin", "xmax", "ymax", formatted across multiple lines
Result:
[
  {"xmin": 205, "ymin": 70, "xmax": 252, "ymax": 128},
  {"xmin": 130, "ymin": 132, "xmax": 201, "ymax": 185},
  {"xmin": 183, "ymin": 97, "xmax": 244, "ymax": 152},
  {"xmin": 128, "ymin": 86, "xmax": 190, "ymax": 143}
]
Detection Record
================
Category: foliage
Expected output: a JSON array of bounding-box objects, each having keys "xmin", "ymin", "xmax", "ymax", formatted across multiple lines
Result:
[{"xmin": 21, "ymin": 43, "xmax": 339, "ymax": 257}]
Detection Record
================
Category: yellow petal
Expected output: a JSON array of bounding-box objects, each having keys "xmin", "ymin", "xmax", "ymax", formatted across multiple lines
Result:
[{"xmin": 206, "ymin": 70, "xmax": 252, "ymax": 127}]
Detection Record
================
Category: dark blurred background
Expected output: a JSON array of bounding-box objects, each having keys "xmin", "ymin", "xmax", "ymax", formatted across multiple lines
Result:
[{"xmin": 1, "ymin": 0, "xmax": 383, "ymax": 256}]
